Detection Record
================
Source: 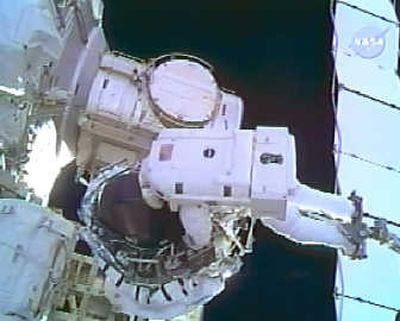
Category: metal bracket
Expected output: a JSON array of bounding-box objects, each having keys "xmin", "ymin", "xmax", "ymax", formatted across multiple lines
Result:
[
  {"xmin": 341, "ymin": 192, "xmax": 400, "ymax": 256},
  {"xmin": 369, "ymin": 219, "xmax": 400, "ymax": 255},
  {"xmin": 342, "ymin": 191, "xmax": 368, "ymax": 259}
]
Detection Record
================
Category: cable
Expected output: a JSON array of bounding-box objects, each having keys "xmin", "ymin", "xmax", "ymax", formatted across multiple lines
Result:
[
  {"xmin": 333, "ymin": 148, "xmax": 400, "ymax": 175},
  {"xmin": 335, "ymin": 255, "xmax": 345, "ymax": 321},
  {"xmin": 336, "ymin": 0, "xmax": 400, "ymax": 27},
  {"xmin": 329, "ymin": 0, "xmax": 343, "ymax": 195},
  {"xmin": 339, "ymin": 83, "xmax": 400, "ymax": 113},
  {"xmin": 335, "ymin": 291, "xmax": 400, "ymax": 313}
]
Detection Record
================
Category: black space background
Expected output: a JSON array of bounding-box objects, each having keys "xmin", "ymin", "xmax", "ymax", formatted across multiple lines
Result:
[{"xmin": 102, "ymin": 1, "xmax": 338, "ymax": 321}]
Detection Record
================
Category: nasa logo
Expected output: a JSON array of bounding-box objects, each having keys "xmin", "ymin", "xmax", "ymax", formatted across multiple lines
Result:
[{"xmin": 351, "ymin": 26, "xmax": 388, "ymax": 59}]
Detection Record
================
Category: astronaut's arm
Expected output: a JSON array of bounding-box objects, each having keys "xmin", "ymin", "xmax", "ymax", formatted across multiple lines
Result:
[{"xmin": 260, "ymin": 184, "xmax": 359, "ymax": 257}]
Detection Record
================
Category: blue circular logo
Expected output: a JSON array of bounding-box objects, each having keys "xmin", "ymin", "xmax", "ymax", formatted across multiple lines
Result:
[{"xmin": 351, "ymin": 26, "xmax": 387, "ymax": 59}]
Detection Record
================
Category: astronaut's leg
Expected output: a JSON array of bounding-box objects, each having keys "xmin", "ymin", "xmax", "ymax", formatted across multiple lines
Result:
[{"xmin": 179, "ymin": 205, "xmax": 212, "ymax": 250}]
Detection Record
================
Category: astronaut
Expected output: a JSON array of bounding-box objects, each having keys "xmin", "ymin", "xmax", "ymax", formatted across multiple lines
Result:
[{"xmin": 139, "ymin": 126, "xmax": 361, "ymax": 256}]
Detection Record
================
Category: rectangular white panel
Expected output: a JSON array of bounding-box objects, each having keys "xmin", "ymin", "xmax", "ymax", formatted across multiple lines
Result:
[
  {"xmin": 334, "ymin": 1, "xmax": 400, "ymax": 320},
  {"xmin": 251, "ymin": 127, "xmax": 292, "ymax": 220}
]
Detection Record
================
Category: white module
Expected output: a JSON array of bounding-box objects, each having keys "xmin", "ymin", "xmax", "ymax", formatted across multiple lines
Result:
[
  {"xmin": 77, "ymin": 53, "xmax": 244, "ymax": 172},
  {"xmin": 86, "ymin": 52, "xmax": 145, "ymax": 125},
  {"xmin": 78, "ymin": 52, "xmax": 157, "ymax": 170},
  {"xmin": 0, "ymin": 199, "xmax": 76, "ymax": 321}
]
